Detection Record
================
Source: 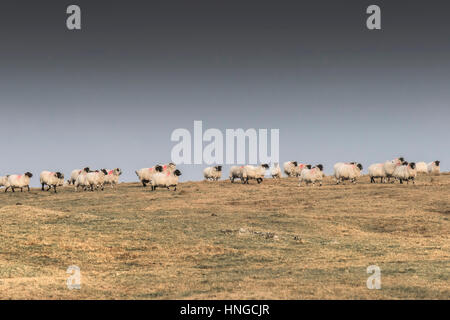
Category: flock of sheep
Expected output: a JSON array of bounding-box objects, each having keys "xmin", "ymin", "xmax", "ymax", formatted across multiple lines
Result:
[{"xmin": 0, "ymin": 158, "xmax": 441, "ymax": 193}]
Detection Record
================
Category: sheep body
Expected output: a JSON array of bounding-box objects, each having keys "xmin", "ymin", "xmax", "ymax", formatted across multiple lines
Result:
[
  {"xmin": 151, "ymin": 169, "xmax": 182, "ymax": 191},
  {"xmin": 229, "ymin": 166, "xmax": 245, "ymax": 183},
  {"xmin": 393, "ymin": 162, "xmax": 417, "ymax": 184},
  {"xmin": 0, "ymin": 176, "xmax": 9, "ymax": 188},
  {"xmin": 104, "ymin": 168, "xmax": 122, "ymax": 188},
  {"xmin": 334, "ymin": 162, "xmax": 363, "ymax": 184},
  {"xmin": 74, "ymin": 170, "xmax": 90, "ymax": 191},
  {"xmin": 86, "ymin": 169, "xmax": 108, "ymax": 191},
  {"xmin": 415, "ymin": 162, "xmax": 428, "ymax": 174},
  {"xmin": 203, "ymin": 166, "xmax": 222, "ymax": 181},
  {"xmin": 242, "ymin": 164, "xmax": 269, "ymax": 184},
  {"xmin": 383, "ymin": 157, "xmax": 404, "ymax": 181},
  {"xmin": 283, "ymin": 161, "xmax": 298, "ymax": 177},
  {"xmin": 136, "ymin": 163, "xmax": 176, "ymax": 187},
  {"xmin": 299, "ymin": 165, "xmax": 324, "ymax": 186},
  {"xmin": 70, "ymin": 167, "xmax": 90, "ymax": 185},
  {"xmin": 40, "ymin": 171, "xmax": 65, "ymax": 193},
  {"xmin": 271, "ymin": 163, "xmax": 282, "ymax": 179},
  {"xmin": 427, "ymin": 161, "xmax": 440, "ymax": 175},
  {"xmin": 368, "ymin": 163, "xmax": 386, "ymax": 183},
  {"xmin": 5, "ymin": 172, "xmax": 33, "ymax": 192}
]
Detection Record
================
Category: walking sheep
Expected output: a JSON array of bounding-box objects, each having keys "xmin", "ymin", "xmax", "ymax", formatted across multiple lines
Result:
[
  {"xmin": 203, "ymin": 166, "xmax": 222, "ymax": 181},
  {"xmin": 383, "ymin": 157, "xmax": 404, "ymax": 182},
  {"xmin": 150, "ymin": 169, "xmax": 182, "ymax": 191},
  {"xmin": 415, "ymin": 162, "xmax": 428, "ymax": 174},
  {"xmin": 0, "ymin": 176, "xmax": 9, "ymax": 189},
  {"xmin": 70, "ymin": 167, "xmax": 90, "ymax": 185},
  {"xmin": 299, "ymin": 164, "xmax": 324, "ymax": 186},
  {"xmin": 5, "ymin": 172, "xmax": 33, "ymax": 192},
  {"xmin": 427, "ymin": 161, "xmax": 440, "ymax": 175},
  {"xmin": 74, "ymin": 168, "xmax": 91, "ymax": 191},
  {"xmin": 393, "ymin": 161, "xmax": 417, "ymax": 184},
  {"xmin": 271, "ymin": 163, "xmax": 282, "ymax": 179},
  {"xmin": 40, "ymin": 171, "xmax": 65, "ymax": 193},
  {"xmin": 104, "ymin": 168, "xmax": 122, "ymax": 188},
  {"xmin": 242, "ymin": 164, "xmax": 270, "ymax": 184},
  {"xmin": 86, "ymin": 169, "xmax": 108, "ymax": 191},
  {"xmin": 368, "ymin": 163, "xmax": 386, "ymax": 183},
  {"xmin": 334, "ymin": 162, "xmax": 363, "ymax": 184},
  {"xmin": 283, "ymin": 161, "xmax": 298, "ymax": 177},
  {"xmin": 136, "ymin": 163, "xmax": 175, "ymax": 187},
  {"xmin": 229, "ymin": 166, "xmax": 245, "ymax": 183}
]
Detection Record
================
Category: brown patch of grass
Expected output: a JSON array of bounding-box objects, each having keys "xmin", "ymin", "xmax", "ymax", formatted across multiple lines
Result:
[{"xmin": 0, "ymin": 173, "xmax": 449, "ymax": 299}]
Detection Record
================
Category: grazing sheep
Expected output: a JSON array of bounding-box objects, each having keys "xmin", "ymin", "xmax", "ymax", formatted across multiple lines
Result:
[
  {"xmin": 383, "ymin": 157, "xmax": 404, "ymax": 182},
  {"xmin": 5, "ymin": 172, "xmax": 33, "ymax": 192},
  {"xmin": 135, "ymin": 163, "xmax": 175, "ymax": 187},
  {"xmin": 299, "ymin": 164, "xmax": 324, "ymax": 186},
  {"xmin": 104, "ymin": 168, "xmax": 122, "ymax": 188},
  {"xmin": 203, "ymin": 166, "xmax": 222, "ymax": 181},
  {"xmin": 70, "ymin": 167, "xmax": 90, "ymax": 185},
  {"xmin": 0, "ymin": 175, "xmax": 10, "ymax": 189},
  {"xmin": 229, "ymin": 166, "xmax": 245, "ymax": 183},
  {"xmin": 86, "ymin": 169, "xmax": 108, "ymax": 191},
  {"xmin": 393, "ymin": 161, "xmax": 417, "ymax": 184},
  {"xmin": 242, "ymin": 164, "xmax": 270, "ymax": 184},
  {"xmin": 271, "ymin": 163, "xmax": 282, "ymax": 179},
  {"xmin": 334, "ymin": 162, "xmax": 363, "ymax": 184},
  {"xmin": 368, "ymin": 163, "xmax": 386, "ymax": 183},
  {"xmin": 427, "ymin": 160, "xmax": 440, "ymax": 175},
  {"xmin": 283, "ymin": 161, "xmax": 298, "ymax": 177},
  {"xmin": 40, "ymin": 171, "xmax": 65, "ymax": 193},
  {"xmin": 415, "ymin": 162, "xmax": 428, "ymax": 174},
  {"xmin": 151, "ymin": 169, "xmax": 182, "ymax": 191}
]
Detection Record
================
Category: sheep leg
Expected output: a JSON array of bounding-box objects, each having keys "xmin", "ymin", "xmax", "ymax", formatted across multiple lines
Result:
[
  {"xmin": 370, "ymin": 177, "xmax": 375, "ymax": 183},
  {"xmin": 41, "ymin": 183, "xmax": 45, "ymax": 191},
  {"xmin": 5, "ymin": 186, "xmax": 9, "ymax": 193},
  {"xmin": 90, "ymin": 184, "xmax": 94, "ymax": 191},
  {"xmin": 12, "ymin": 187, "xmax": 15, "ymax": 193},
  {"xmin": 47, "ymin": 186, "xmax": 52, "ymax": 191}
]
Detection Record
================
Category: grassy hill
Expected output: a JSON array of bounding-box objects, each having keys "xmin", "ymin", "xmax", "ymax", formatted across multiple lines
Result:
[{"xmin": 0, "ymin": 173, "xmax": 449, "ymax": 299}]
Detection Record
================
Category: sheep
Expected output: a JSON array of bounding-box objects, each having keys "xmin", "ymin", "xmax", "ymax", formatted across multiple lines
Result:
[
  {"xmin": 427, "ymin": 160, "xmax": 440, "ymax": 175},
  {"xmin": 86, "ymin": 169, "xmax": 108, "ymax": 191},
  {"xmin": 5, "ymin": 172, "xmax": 33, "ymax": 192},
  {"xmin": 299, "ymin": 164, "xmax": 324, "ymax": 186},
  {"xmin": 333, "ymin": 162, "xmax": 363, "ymax": 184},
  {"xmin": 104, "ymin": 168, "xmax": 122, "ymax": 188},
  {"xmin": 393, "ymin": 161, "xmax": 417, "ymax": 184},
  {"xmin": 203, "ymin": 166, "xmax": 222, "ymax": 181},
  {"xmin": 293, "ymin": 163, "xmax": 312, "ymax": 177},
  {"xmin": 70, "ymin": 167, "xmax": 90, "ymax": 185},
  {"xmin": 368, "ymin": 163, "xmax": 386, "ymax": 183},
  {"xmin": 415, "ymin": 162, "xmax": 428, "ymax": 174},
  {"xmin": 229, "ymin": 166, "xmax": 245, "ymax": 183},
  {"xmin": 242, "ymin": 164, "xmax": 270, "ymax": 184},
  {"xmin": 39, "ymin": 171, "xmax": 65, "ymax": 193},
  {"xmin": 0, "ymin": 175, "xmax": 10, "ymax": 188},
  {"xmin": 271, "ymin": 163, "xmax": 282, "ymax": 179},
  {"xmin": 150, "ymin": 168, "xmax": 182, "ymax": 191},
  {"xmin": 74, "ymin": 168, "xmax": 91, "ymax": 192},
  {"xmin": 135, "ymin": 163, "xmax": 176, "ymax": 187},
  {"xmin": 283, "ymin": 161, "xmax": 298, "ymax": 177},
  {"xmin": 383, "ymin": 157, "xmax": 405, "ymax": 182}
]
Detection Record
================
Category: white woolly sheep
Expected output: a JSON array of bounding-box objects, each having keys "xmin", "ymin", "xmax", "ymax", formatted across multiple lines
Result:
[
  {"xmin": 136, "ymin": 163, "xmax": 176, "ymax": 187},
  {"xmin": 242, "ymin": 164, "xmax": 270, "ymax": 184},
  {"xmin": 294, "ymin": 163, "xmax": 312, "ymax": 177},
  {"xmin": 104, "ymin": 168, "xmax": 122, "ymax": 188},
  {"xmin": 368, "ymin": 163, "xmax": 386, "ymax": 183},
  {"xmin": 334, "ymin": 162, "xmax": 363, "ymax": 184},
  {"xmin": 393, "ymin": 161, "xmax": 417, "ymax": 184},
  {"xmin": 70, "ymin": 167, "xmax": 91, "ymax": 185},
  {"xmin": 271, "ymin": 163, "xmax": 282, "ymax": 179},
  {"xmin": 415, "ymin": 162, "xmax": 428, "ymax": 174},
  {"xmin": 0, "ymin": 175, "xmax": 9, "ymax": 188},
  {"xmin": 86, "ymin": 169, "xmax": 108, "ymax": 191},
  {"xmin": 427, "ymin": 160, "xmax": 440, "ymax": 175},
  {"xmin": 283, "ymin": 161, "xmax": 298, "ymax": 177},
  {"xmin": 5, "ymin": 172, "xmax": 33, "ymax": 192},
  {"xmin": 383, "ymin": 157, "xmax": 405, "ymax": 182},
  {"xmin": 203, "ymin": 166, "xmax": 222, "ymax": 181},
  {"xmin": 74, "ymin": 169, "xmax": 91, "ymax": 192},
  {"xmin": 229, "ymin": 166, "xmax": 245, "ymax": 183},
  {"xmin": 299, "ymin": 164, "xmax": 324, "ymax": 186},
  {"xmin": 40, "ymin": 171, "xmax": 65, "ymax": 193},
  {"xmin": 151, "ymin": 169, "xmax": 182, "ymax": 191}
]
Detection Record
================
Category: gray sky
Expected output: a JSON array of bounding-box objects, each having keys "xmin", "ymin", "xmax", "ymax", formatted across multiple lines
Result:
[{"xmin": 0, "ymin": 1, "xmax": 449, "ymax": 186}]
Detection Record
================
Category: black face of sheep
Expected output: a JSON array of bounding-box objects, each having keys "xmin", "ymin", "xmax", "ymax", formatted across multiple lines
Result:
[
  {"xmin": 435, "ymin": 160, "xmax": 440, "ymax": 166},
  {"xmin": 101, "ymin": 169, "xmax": 108, "ymax": 175},
  {"xmin": 116, "ymin": 168, "xmax": 123, "ymax": 175},
  {"xmin": 83, "ymin": 167, "xmax": 90, "ymax": 172},
  {"xmin": 25, "ymin": 172, "xmax": 33, "ymax": 178},
  {"xmin": 357, "ymin": 163, "xmax": 363, "ymax": 170},
  {"xmin": 262, "ymin": 164, "xmax": 269, "ymax": 169},
  {"xmin": 56, "ymin": 172, "xmax": 63, "ymax": 179},
  {"xmin": 409, "ymin": 162, "xmax": 416, "ymax": 169},
  {"xmin": 215, "ymin": 166, "xmax": 222, "ymax": 172},
  {"xmin": 306, "ymin": 164, "xmax": 312, "ymax": 169},
  {"xmin": 174, "ymin": 169, "xmax": 182, "ymax": 176},
  {"xmin": 316, "ymin": 164, "xmax": 324, "ymax": 171},
  {"xmin": 398, "ymin": 157, "xmax": 405, "ymax": 162},
  {"xmin": 402, "ymin": 161, "xmax": 408, "ymax": 166},
  {"xmin": 155, "ymin": 165, "xmax": 163, "ymax": 172},
  {"xmin": 292, "ymin": 161, "xmax": 298, "ymax": 167}
]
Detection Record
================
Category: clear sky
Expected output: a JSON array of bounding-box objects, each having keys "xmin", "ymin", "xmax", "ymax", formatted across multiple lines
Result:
[{"xmin": 0, "ymin": 1, "xmax": 448, "ymax": 186}]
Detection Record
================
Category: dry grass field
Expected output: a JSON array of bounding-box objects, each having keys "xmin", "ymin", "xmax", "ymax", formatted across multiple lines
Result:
[{"xmin": 0, "ymin": 173, "xmax": 449, "ymax": 300}]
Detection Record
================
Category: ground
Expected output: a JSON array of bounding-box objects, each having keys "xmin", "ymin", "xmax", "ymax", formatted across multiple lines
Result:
[{"xmin": 0, "ymin": 173, "xmax": 448, "ymax": 299}]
